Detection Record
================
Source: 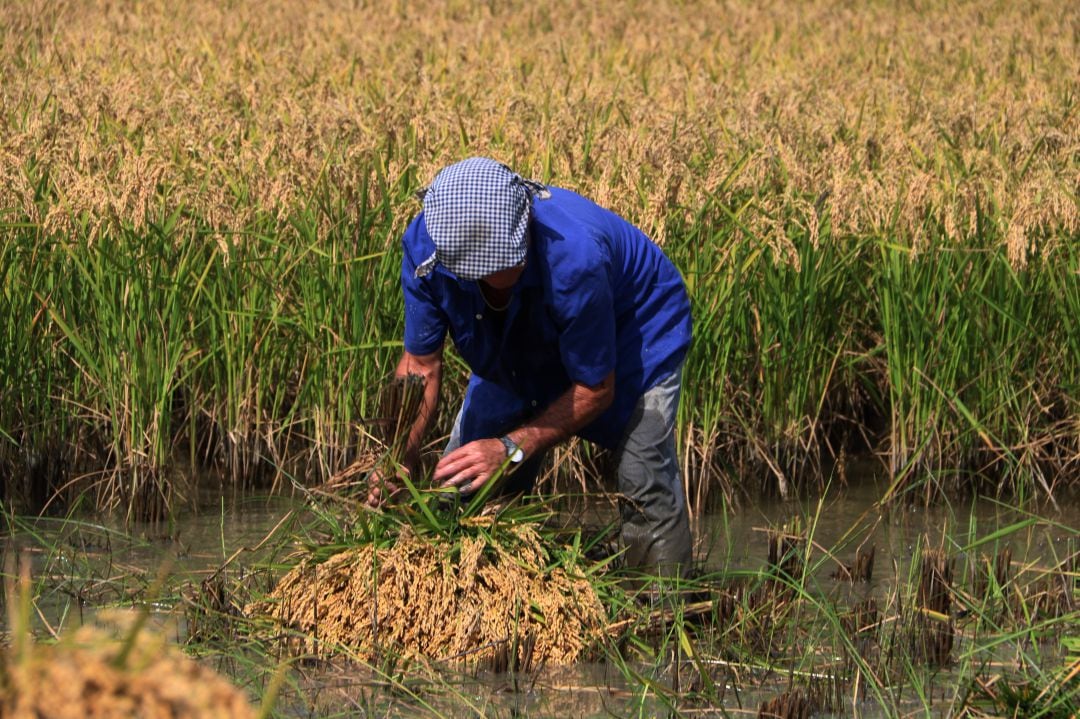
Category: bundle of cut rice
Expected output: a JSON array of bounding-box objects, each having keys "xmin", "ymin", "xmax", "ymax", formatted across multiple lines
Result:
[
  {"xmin": 252, "ymin": 518, "xmax": 606, "ymax": 666},
  {"xmin": 1, "ymin": 611, "xmax": 255, "ymax": 719}
]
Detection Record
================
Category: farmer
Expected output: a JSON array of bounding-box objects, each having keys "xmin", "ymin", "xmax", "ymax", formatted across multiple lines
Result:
[{"xmin": 368, "ymin": 157, "xmax": 693, "ymax": 573}]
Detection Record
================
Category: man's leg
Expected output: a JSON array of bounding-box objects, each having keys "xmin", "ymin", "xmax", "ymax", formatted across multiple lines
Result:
[{"xmin": 615, "ymin": 369, "xmax": 693, "ymax": 575}]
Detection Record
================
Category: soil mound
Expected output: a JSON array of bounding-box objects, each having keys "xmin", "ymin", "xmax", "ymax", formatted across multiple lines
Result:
[
  {"xmin": 1, "ymin": 612, "xmax": 256, "ymax": 719},
  {"xmin": 253, "ymin": 518, "xmax": 606, "ymax": 665}
]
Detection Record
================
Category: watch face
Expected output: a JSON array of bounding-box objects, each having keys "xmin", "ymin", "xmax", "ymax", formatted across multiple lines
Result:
[{"xmin": 501, "ymin": 436, "xmax": 524, "ymax": 463}]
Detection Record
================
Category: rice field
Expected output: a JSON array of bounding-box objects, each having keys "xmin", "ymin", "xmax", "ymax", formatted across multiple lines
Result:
[
  {"xmin": 2, "ymin": 0, "xmax": 1076, "ymax": 516},
  {"xmin": 0, "ymin": 2, "xmax": 1078, "ymax": 713}
]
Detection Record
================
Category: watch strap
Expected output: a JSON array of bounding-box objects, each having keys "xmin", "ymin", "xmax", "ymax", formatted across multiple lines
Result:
[{"xmin": 499, "ymin": 435, "xmax": 524, "ymax": 463}]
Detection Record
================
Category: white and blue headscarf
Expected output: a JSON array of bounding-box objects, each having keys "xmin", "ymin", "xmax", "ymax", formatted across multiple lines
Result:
[{"xmin": 415, "ymin": 157, "xmax": 549, "ymax": 281}]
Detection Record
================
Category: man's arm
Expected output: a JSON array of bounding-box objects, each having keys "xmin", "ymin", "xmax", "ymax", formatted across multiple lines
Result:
[
  {"xmin": 366, "ymin": 348, "xmax": 443, "ymax": 507},
  {"xmin": 434, "ymin": 371, "xmax": 614, "ymax": 494},
  {"xmin": 395, "ymin": 348, "xmax": 444, "ymax": 474}
]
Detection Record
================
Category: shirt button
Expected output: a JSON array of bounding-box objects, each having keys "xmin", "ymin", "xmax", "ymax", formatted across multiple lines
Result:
[
  {"xmin": 475, "ymin": 313, "xmax": 483, "ymax": 320},
  {"xmin": 531, "ymin": 400, "xmax": 538, "ymax": 407}
]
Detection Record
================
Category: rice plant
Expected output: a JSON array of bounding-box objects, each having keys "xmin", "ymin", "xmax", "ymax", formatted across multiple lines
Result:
[
  {"xmin": 738, "ymin": 205, "xmax": 862, "ymax": 495},
  {"xmin": 1, "ymin": 0, "xmax": 1076, "ymax": 512},
  {"xmin": 43, "ymin": 218, "xmax": 214, "ymax": 521},
  {"xmin": 0, "ymin": 230, "xmax": 77, "ymax": 512}
]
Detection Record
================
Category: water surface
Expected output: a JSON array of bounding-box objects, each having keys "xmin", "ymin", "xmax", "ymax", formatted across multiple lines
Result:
[{"xmin": 6, "ymin": 470, "xmax": 1077, "ymax": 718}]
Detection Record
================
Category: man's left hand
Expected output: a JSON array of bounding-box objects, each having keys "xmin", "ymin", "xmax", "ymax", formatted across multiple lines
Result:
[{"xmin": 434, "ymin": 439, "xmax": 512, "ymax": 494}]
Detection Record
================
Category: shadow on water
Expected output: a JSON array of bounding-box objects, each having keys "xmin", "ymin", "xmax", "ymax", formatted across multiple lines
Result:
[{"xmin": 3, "ymin": 460, "xmax": 1078, "ymax": 718}]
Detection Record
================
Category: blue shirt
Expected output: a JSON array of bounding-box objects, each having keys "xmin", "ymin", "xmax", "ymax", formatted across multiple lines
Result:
[{"xmin": 401, "ymin": 186, "xmax": 692, "ymax": 448}]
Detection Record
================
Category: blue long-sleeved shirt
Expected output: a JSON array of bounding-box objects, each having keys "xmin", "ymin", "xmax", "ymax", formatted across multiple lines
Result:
[{"xmin": 401, "ymin": 186, "xmax": 692, "ymax": 448}]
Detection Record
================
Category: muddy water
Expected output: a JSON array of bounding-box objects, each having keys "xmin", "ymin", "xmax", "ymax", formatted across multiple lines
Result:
[
  {"xmin": 6, "ymin": 471, "xmax": 1078, "ymax": 718},
  {"xmin": 702, "ymin": 476, "xmax": 1079, "ymax": 584}
]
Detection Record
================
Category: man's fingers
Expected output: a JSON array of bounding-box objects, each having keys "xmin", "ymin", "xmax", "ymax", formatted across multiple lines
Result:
[
  {"xmin": 440, "ymin": 469, "xmax": 478, "ymax": 489},
  {"xmin": 365, "ymin": 488, "xmax": 382, "ymax": 509},
  {"xmin": 433, "ymin": 447, "xmax": 483, "ymax": 482},
  {"xmin": 433, "ymin": 456, "xmax": 465, "ymax": 483},
  {"xmin": 366, "ymin": 468, "xmax": 406, "ymax": 509},
  {"xmin": 465, "ymin": 476, "xmax": 489, "ymax": 494},
  {"xmin": 435, "ymin": 439, "xmax": 504, "ymax": 479},
  {"xmin": 436, "ymin": 455, "xmax": 489, "ymax": 489},
  {"xmin": 440, "ymin": 472, "xmax": 489, "ymax": 495}
]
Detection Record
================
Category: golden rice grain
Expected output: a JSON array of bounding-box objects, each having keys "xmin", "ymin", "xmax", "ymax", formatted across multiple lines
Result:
[
  {"xmin": 1, "ymin": 611, "xmax": 256, "ymax": 719},
  {"xmin": 1, "ymin": 1, "xmax": 1074, "ymax": 258},
  {"xmin": 251, "ymin": 521, "xmax": 606, "ymax": 666}
]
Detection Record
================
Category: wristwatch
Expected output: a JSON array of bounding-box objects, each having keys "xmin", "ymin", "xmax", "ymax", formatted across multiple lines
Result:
[{"xmin": 499, "ymin": 435, "xmax": 525, "ymax": 464}]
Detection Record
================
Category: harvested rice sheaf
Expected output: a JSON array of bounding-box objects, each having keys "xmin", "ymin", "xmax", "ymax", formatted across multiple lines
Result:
[
  {"xmin": 0, "ymin": 612, "xmax": 255, "ymax": 719},
  {"xmin": 252, "ymin": 519, "xmax": 606, "ymax": 665}
]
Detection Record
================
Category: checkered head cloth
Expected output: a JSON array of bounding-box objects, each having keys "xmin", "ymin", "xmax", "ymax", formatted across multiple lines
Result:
[{"xmin": 415, "ymin": 157, "xmax": 549, "ymax": 281}]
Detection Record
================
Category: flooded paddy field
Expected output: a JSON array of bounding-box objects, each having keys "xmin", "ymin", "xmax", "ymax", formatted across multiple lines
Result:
[
  {"xmin": 4, "ymin": 468, "xmax": 1077, "ymax": 718},
  {"xmin": 2, "ymin": 0, "xmax": 1078, "ymax": 716}
]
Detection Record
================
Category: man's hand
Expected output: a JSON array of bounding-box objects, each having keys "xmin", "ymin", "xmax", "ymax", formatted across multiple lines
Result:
[
  {"xmin": 364, "ymin": 349, "xmax": 444, "ymax": 509},
  {"xmin": 434, "ymin": 438, "xmax": 511, "ymax": 495},
  {"xmin": 432, "ymin": 372, "xmax": 615, "ymax": 497},
  {"xmin": 365, "ymin": 465, "xmax": 411, "ymax": 508}
]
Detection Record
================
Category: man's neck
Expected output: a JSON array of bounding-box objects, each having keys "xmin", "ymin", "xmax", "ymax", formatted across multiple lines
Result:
[{"xmin": 480, "ymin": 282, "xmax": 512, "ymax": 311}]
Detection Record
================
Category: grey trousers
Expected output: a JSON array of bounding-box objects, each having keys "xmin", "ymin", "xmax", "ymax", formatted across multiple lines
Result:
[{"xmin": 445, "ymin": 369, "xmax": 693, "ymax": 574}]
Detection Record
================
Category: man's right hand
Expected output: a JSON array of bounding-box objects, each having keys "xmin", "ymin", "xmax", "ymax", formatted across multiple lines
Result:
[
  {"xmin": 365, "ymin": 349, "xmax": 443, "ymax": 509},
  {"xmin": 364, "ymin": 465, "xmax": 411, "ymax": 508}
]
